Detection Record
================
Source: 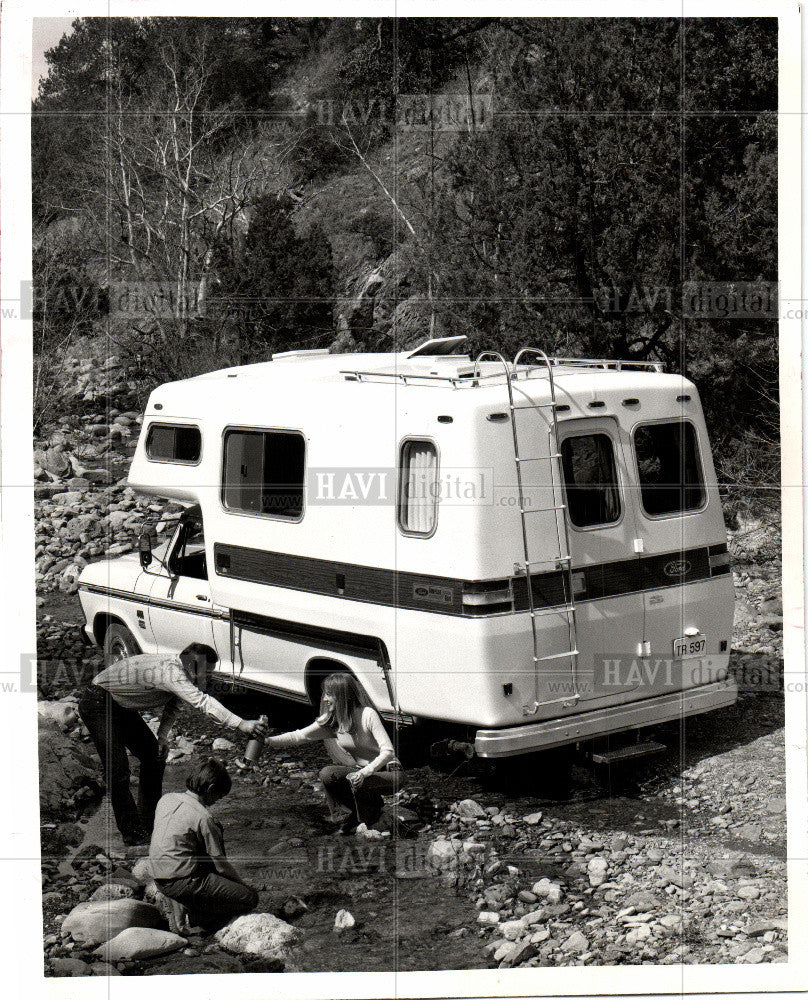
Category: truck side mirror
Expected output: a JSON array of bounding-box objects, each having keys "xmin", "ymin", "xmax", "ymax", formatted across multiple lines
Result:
[{"xmin": 138, "ymin": 531, "xmax": 153, "ymax": 569}]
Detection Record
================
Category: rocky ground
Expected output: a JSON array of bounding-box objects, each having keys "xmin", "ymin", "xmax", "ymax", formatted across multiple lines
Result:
[{"xmin": 35, "ymin": 355, "xmax": 788, "ymax": 975}]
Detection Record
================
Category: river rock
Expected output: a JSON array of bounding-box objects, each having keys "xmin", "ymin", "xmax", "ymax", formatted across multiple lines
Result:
[
  {"xmin": 62, "ymin": 899, "xmax": 162, "ymax": 946},
  {"xmin": 658, "ymin": 866, "xmax": 694, "ymax": 889},
  {"xmin": 38, "ymin": 700, "xmax": 79, "ymax": 732},
  {"xmin": 500, "ymin": 918, "xmax": 527, "ymax": 940},
  {"xmin": 624, "ymin": 889, "xmax": 659, "ymax": 911},
  {"xmin": 94, "ymin": 928, "xmax": 187, "ymax": 961},
  {"xmin": 588, "ymin": 857, "xmax": 609, "ymax": 887},
  {"xmin": 90, "ymin": 962, "xmax": 121, "ymax": 975},
  {"xmin": 215, "ymin": 912, "xmax": 300, "ymax": 959},
  {"xmin": 50, "ymin": 957, "xmax": 91, "ymax": 976},
  {"xmin": 89, "ymin": 882, "xmax": 138, "ymax": 902},
  {"xmin": 455, "ymin": 798, "xmax": 487, "ymax": 820},
  {"xmin": 42, "ymin": 448, "xmax": 71, "ymax": 477},
  {"xmin": 561, "ymin": 929, "xmax": 589, "ymax": 954},
  {"xmin": 503, "ymin": 938, "xmax": 539, "ymax": 967},
  {"xmin": 426, "ymin": 837, "xmax": 462, "ymax": 870},
  {"xmin": 212, "ymin": 737, "xmax": 236, "ymax": 752},
  {"xmin": 333, "ymin": 909, "xmax": 355, "ymax": 933},
  {"xmin": 531, "ymin": 878, "xmax": 563, "ymax": 903}
]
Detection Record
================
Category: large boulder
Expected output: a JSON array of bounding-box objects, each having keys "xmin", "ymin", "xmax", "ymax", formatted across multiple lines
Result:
[
  {"xmin": 62, "ymin": 898, "xmax": 163, "ymax": 947},
  {"xmin": 41, "ymin": 447, "xmax": 71, "ymax": 477},
  {"xmin": 214, "ymin": 913, "xmax": 300, "ymax": 962},
  {"xmin": 38, "ymin": 718, "xmax": 100, "ymax": 819},
  {"xmin": 93, "ymin": 928, "xmax": 186, "ymax": 962}
]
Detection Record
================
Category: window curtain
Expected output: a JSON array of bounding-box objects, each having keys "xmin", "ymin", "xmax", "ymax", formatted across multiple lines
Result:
[{"xmin": 401, "ymin": 441, "xmax": 438, "ymax": 534}]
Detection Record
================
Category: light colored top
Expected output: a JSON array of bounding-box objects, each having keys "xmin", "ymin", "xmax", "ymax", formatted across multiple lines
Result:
[
  {"xmin": 92, "ymin": 654, "xmax": 241, "ymax": 735},
  {"xmin": 268, "ymin": 706, "xmax": 396, "ymax": 770},
  {"xmin": 149, "ymin": 790, "xmax": 225, "ymax": 879}
]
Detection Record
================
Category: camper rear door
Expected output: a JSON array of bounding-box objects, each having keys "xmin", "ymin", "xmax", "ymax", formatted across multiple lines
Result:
[{"xmin": 557, "ymin": 417, "xmax": 647, "ymax": 702}]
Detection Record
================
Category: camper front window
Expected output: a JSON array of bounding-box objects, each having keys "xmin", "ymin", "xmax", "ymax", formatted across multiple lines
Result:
[
  {"xmin": 398, "ymin": 439, "xmax": 439, "ymax": 536},
  {"xmin": 634, "ymin": 420, "xmax": 705, "ymax": 516},
  {"xmin": 222, "ymin": 429, "xmax": 305, "ymax": 520},
  {"xmin": 145, "ymin": 423, "xmax": 202, "ymax": 464}
]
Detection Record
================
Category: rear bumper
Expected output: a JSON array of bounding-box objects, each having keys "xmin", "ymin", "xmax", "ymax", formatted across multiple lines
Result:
[{"xmin": 474, "ymin": 678, "xmax": 738, "ymax": 758}]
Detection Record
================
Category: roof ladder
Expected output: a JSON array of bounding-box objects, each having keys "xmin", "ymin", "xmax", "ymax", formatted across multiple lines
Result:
[{"xmin": 475, "ymin": 349, "xmax": 581, "ymax": 715}]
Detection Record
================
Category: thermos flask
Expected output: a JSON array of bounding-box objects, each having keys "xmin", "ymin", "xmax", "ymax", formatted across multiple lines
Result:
[{"xmin": 244, "ymin": 715, "xmax": 269, "ymax": 763}]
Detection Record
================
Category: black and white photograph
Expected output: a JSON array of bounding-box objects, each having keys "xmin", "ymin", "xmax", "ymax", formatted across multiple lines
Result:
[{"xmin": 0, "ymin": 1, "xmax": 805, "ymax": 995}]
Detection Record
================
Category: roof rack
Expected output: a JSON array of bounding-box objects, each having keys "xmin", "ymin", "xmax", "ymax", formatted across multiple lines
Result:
[{"xmin": 340, "ymin": 351, "xmax": 664, "ymax": 387}]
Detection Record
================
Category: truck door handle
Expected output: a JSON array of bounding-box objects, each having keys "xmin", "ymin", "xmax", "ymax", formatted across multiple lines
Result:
[{"xmin": 196, "ymin": 594, "xmax": 209, "ymax": 602}]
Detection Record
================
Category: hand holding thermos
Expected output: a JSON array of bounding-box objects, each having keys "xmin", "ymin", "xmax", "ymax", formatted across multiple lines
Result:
[{"xmin": 244, "ymin": 715, "xmax": 269, "ymax": 763}]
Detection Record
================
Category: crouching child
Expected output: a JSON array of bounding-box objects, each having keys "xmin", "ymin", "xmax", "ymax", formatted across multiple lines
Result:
[{"xmin": 150, "ymin": 757, "xmax": 258, "ymax": 933}]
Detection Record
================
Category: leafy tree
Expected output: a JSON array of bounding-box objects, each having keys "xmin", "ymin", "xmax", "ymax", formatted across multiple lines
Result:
[{"xmin": 216, "ymin": 194, "xmax": 335, "ymax": 359}]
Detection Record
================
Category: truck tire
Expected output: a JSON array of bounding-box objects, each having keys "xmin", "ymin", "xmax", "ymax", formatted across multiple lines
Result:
[{"xmin": 103, "ymin": 623, "xmax": 141, "ymax": 666}]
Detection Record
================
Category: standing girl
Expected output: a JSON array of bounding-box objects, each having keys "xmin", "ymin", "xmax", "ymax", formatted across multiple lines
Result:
[{"xmin": 264, "ymin": 673, "xmax": 401, "ymax": 834}]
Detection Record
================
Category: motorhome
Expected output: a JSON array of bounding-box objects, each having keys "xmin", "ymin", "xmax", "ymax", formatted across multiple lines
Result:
[{"xmin": 77, "ymin": 337, "xmax": 736, "ymax": 760}]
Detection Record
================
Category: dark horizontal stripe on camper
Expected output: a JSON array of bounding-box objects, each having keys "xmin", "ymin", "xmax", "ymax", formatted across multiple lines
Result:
[{"xmin": 214, "ymin": 541, "xmax": 728, "ymax": 617}]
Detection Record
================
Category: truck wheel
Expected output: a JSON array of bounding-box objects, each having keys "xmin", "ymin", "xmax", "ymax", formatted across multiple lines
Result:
[{"xmin": 103, "ymin": 623, "xmax": 141, "ymax": 666}]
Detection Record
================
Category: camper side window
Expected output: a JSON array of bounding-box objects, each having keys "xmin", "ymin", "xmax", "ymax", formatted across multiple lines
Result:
[
  {"xmin": 398, "ymin": 439, "xmax": 438, "ymax": 536},
  {"xmin": 560, "ymin": 433, "xmax": 621, "ymax": 528},
  {"xmin": 634, "ymin": 420, "xmax": 706, "ymax": 517},
  {"xmin": 222, "ymin": 429, "xmax": 305, "ymax": 520}
]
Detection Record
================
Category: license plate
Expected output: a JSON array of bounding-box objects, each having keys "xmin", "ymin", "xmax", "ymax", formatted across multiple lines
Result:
[{"xmin": 673, "ymin": 635, "xmax": 706, "ymax": 659}]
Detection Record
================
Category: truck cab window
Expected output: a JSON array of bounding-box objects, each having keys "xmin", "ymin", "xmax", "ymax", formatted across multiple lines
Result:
[
  {"xmin": 560, "ymin": 433, "xmax": 621, "ymax": 528},
  {"xmin": 398, "ymin": 439, "xmax": 438, "ymax": 535},
  {"xmin": 170, "ymin": 512, "xmax": 208, "ymax": 580},
  {"xmin": 222, "ymin": 429, "xmax": 305, "ymax": 519},
  {"xmin": 634, "ymin": 420, "xmax": 705, "ymax": 516}
]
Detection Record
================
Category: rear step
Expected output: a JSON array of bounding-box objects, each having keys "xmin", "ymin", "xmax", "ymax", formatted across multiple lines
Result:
[{"xmin": 590, "ymin": 740, "xmax": 666, "ymax": 765}]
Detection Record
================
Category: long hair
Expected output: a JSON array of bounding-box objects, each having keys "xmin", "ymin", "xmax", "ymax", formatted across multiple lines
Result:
[{"xmin": 316, "ymin": 673, "xmax": 370, "ymax": 733}]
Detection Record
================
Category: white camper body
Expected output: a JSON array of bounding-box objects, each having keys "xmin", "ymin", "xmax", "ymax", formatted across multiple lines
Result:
[{"xmin": 78, "ymin": 342, "xmax": 736, "ymax": 757}]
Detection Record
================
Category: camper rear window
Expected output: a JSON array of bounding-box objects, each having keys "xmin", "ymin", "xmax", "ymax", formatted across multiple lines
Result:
[
  {"xmin": 399, "ymin": 439, "xmax": 438, "ymax": 536},
  {"xmin": 222, "ymin": 429, "xmax": 305, "ymax": 520},
  {"xmin": 145, "ymin": 423, "xmax": 201, "ymax": 464},
  {"xmin": 634, "ymin": 421, "xmax": 705, "ymax": 516},
  {"xmin": 560, "ymin": 433, "xmax": 621, "ymax": 528}
]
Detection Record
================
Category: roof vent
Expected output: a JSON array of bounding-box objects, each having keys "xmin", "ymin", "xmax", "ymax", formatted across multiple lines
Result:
[
  {"xmin": 588, "ymin": 400, "xmax": 606, "ymax": 409},
  {"xmin": 407, "ymin": 335, "xmax": 469, "ymax": 358},
  {"xmin": 622, "ymin": 397, "xmax": 640, "ymax": 406}
]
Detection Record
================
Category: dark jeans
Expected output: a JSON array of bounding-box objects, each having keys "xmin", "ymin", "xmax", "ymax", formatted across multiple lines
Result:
[
  {"xmin": 78, "ymin": 684, "xmax": 165, "ymax": 842},
  {"xmin": 319, "ymin": 764, "xmax": 399, "ymax": 825},
  {"xmin": 156, "ymin": 860, "xmax": 258, "ymax": 930}
]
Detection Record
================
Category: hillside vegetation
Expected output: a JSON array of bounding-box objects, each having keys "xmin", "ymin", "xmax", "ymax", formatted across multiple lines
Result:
[{"xmin": 32, "ymin": 16, "xmax": 778, "ymax": 513}]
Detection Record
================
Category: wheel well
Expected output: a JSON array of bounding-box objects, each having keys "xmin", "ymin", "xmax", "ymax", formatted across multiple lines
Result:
[
  {"xmin": 93, "ymin": 613, "xmax": 125, "ymax": 646},
  {"xmin": 304, "ymin": 658, "xmax": 354, "ymax": 709}
]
